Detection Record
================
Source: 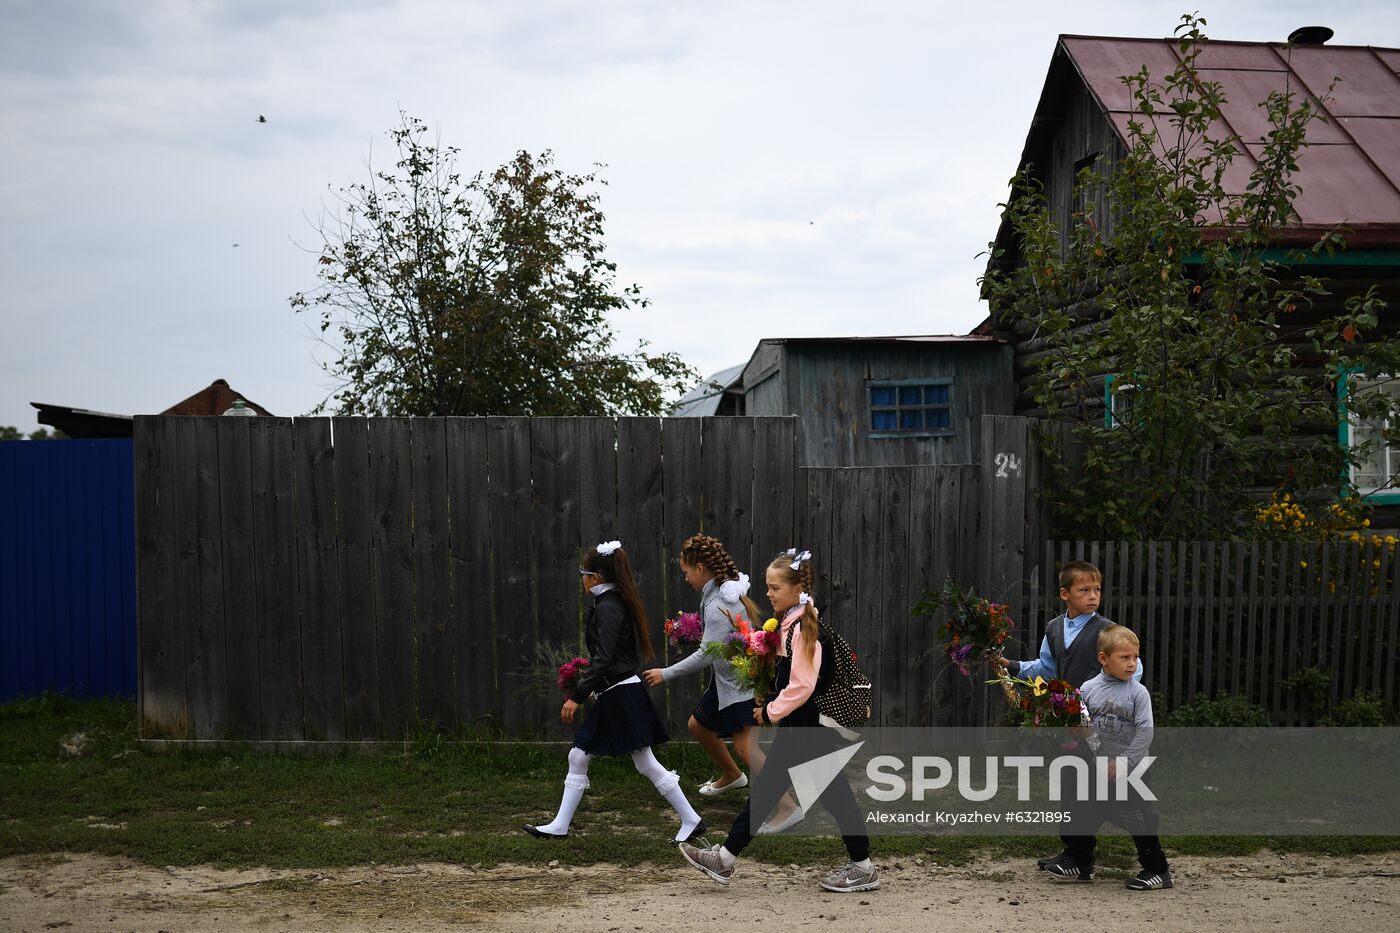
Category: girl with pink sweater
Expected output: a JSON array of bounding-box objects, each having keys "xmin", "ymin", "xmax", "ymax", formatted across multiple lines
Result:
[{"xmin": 678, "ymin": 550, "xmax": 878, "ymax": 893}]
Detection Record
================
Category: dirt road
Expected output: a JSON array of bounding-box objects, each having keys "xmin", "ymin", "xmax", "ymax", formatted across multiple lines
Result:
[{"xmin": 3, "ymin": 850, "xmax": 1397, "ymax": 932}]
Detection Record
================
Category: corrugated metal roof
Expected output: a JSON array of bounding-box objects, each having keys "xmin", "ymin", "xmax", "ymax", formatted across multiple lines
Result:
[
  {"xmin": 672, "ymin": 364, "xmax": 745, "ymax": 417},
  {"xmin": 1057, "ymin": 35, "xmax": 1400, "ymax": 243}
]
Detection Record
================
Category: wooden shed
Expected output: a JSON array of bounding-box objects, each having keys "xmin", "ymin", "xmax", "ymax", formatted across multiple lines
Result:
[{"xmin": 734, "ymin": 335, "xmax": 1013, "ymax": 466}]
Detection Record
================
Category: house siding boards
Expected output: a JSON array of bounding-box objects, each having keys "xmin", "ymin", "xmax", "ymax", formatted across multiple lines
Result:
[
  {"xmin": 741, "ymin": 339, "xmax": 1014, "ymax": 466},
  {"xmin": 1038, "ymin": 74, "xmax": 1126, "ymax": 252}
]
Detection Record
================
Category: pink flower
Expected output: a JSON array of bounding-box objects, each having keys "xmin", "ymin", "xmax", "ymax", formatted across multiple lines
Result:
[
  {"xmin": 665, "ymin": 611, "xmax": 704, "ymax": 647},
  {"xmin": 557, "ymin": 657, "xmax": 591, "ymax": 696}
]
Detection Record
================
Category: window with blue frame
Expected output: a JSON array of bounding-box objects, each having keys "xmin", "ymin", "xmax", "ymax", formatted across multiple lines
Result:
[
  {"xmin": 869, "ymin": 380, "xmax": 954, "ymax": 436},
  {"xmin": 1340, "ymin": 372, "xmax": 1400, "ymax": 502}
]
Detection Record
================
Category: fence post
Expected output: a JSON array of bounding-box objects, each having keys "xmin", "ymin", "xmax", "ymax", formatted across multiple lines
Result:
[{"xmin": 979, "ymin": 416, "xmax": 1035, "ymax": 607}]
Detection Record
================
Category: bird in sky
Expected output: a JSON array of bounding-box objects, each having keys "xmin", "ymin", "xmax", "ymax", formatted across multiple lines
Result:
[{"xmin": 257, "ymin": 115, "xmax": 267, "ymax": 123}]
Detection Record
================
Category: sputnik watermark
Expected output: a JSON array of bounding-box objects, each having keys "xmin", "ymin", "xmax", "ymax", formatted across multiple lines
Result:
[
  {"xmin": 865, "ymin": 755, "xmax": 1156, "ymax": 802},
  {"xmin": 756, "ymin": 727, "xmax": 1400, "ymax": 836},
  {"xmin": 784, "ymin": 742, "xmax": 1154, "ymax": 814}
]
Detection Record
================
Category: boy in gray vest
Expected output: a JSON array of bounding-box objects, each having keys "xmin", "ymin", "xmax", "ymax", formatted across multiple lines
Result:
[
  {"xmin": 993, "ymin": 560, "xmax": 1144, "ymax": 876},
  {"xmin": 994, "ymin": 560, "xmax": 1142, "ymax": 690},
  {"xmin": 1042, "ymin": 624, "xmax": 1172, "ymax": 891}
]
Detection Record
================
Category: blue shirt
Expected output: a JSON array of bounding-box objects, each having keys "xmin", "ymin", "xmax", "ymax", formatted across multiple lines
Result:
[{"xmin": 1015, "ymin": 612, "xmax": 1144, "ymax": 684}]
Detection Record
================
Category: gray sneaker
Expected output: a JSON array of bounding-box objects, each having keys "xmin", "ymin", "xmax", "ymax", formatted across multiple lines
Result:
[
  {"xmin": 819, "ymin": 861, "xmax": 881, "ymax": 893},
  {"xmin": 679, "ymin": 842, "xmax": 734, "ymax": 886}
]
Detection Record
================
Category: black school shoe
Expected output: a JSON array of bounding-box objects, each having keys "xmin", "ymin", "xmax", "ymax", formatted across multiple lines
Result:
[
  {"xmin": 1126, "ymin": 868, "xmax": 1173, "ymax": 891},
  {"xmin": 1041, "ymin": 852, "xmax": 1094, "ymax": 881},
  {"xmin": 522, "ymin": 823, "xmax": 567, "ymax": 839}
]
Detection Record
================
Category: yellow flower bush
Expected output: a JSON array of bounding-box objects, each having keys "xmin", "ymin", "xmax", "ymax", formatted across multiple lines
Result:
[{"xmin": 1255, "ymin": 492, "xmax": 1397, "ymax": 593}]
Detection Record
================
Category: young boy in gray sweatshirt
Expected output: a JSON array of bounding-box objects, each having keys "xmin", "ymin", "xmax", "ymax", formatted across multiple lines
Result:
[{"xmin": 1041, "ymin": 624, "xmax": 1173, "ymax": 891}]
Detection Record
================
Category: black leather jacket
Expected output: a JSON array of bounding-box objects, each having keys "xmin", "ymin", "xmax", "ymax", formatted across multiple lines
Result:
[{"xmin": 570, "ymin": 590, "xmax": 642, "ymax": 703}]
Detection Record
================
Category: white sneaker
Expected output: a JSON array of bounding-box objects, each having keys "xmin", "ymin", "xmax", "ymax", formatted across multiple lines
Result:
[
  {"xmin": 756, "ymin": 806, "xmax": 805, "ymax": 834},
  {"xmin": 698, "ymin": 773, "xmax": 748, "ymax": 797},
  {"xmin": 820, "ymin": 861, "xmax": 880, "ymax": 893}
]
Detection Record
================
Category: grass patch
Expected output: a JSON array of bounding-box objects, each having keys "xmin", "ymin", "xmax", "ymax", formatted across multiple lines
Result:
[{"xmin": 2, "ymin": 695, "xmax": 1397, "ymax": 870}]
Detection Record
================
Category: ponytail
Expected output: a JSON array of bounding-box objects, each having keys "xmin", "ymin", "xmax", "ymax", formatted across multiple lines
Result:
[
  {"xmin": 582, "ymin": 544, "xmax": 655, "ymax": 664},
  {"xmin": 768, "ymin": 550, "xmax": 821, "ymax": 665}
]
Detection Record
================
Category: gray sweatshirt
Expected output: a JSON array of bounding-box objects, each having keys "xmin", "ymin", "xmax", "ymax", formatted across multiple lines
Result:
[
  {"xmin": 1079, "ymin": 671, "xmax": 1154, "ymax": 767},
  {"xmin": 660, "ymin": 577, "xmax": 755, "ymax": 708}
]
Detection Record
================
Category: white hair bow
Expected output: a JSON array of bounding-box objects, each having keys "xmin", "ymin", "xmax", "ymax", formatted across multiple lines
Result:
[
  {"xmin": 789, "ymin": 549, "xmax": 812, "ymax": 570},
  {"xmin": 798, "ymin": 592, "xmax": 813, "ymax": 606},
  {"xmin": 596, "ymin": 540, "xmax": 622, "ymax": 556},
  {"xmin": 718, "ymin": 572, "xmax": 750, "ymax": 602}
]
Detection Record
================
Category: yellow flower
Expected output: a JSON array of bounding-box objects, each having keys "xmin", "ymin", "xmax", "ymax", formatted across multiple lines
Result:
[
  {"xmin": 1032, "ymin": 676, "xmax": 1047, "ymax": 697},
  {"xmin": 763, "ymin": 618, "xmax": 779, "ymax": 632},
  {"xmin": 1300, "ymin": 561, "xmax": 1308, "ymax": 569}
]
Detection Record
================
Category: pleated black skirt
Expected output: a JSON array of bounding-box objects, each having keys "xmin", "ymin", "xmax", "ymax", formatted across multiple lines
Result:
[{"xmin": 573, "ymin": 681, "xmax": 670, "ymax": 756}]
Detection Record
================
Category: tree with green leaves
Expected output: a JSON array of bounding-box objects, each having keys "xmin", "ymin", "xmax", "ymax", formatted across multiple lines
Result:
[
  {"xmin": 982, "ymin": 14, "xmax": 1399, "ymax": 541},
  {"xmin": 292, "ymin": 113, "xmax": 695, "ymax": 416},
  {"xmin": 0, "ymin": 426, "xmax": 65, "ymax": 441}
]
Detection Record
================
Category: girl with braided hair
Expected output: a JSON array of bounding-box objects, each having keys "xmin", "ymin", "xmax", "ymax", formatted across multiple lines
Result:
[
  {"xmin": 642, "ymin": 533, "xmax": 765, "ymax": 796},
  {"xmin": 679, "ymin": 549, "xmax": 878, "ymax": 893}
]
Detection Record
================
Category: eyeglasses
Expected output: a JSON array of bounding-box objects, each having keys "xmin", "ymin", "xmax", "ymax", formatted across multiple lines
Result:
[{"xmin": 578, "ymin": 568, "xmax": 596, "ymax": 577}]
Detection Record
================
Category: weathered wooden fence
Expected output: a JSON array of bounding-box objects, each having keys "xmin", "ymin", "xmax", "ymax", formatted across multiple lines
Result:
[
  {"xmin": 142, "ymin": 412, "xmax": 1400, "ymax": 739},
  {"xmin": 1021, "ymin": 541, "xmax": 1400, "ymax": 724},
  {"xmin": 135, "ymin": 415, "xmax": 1048, "ymax": 742}
]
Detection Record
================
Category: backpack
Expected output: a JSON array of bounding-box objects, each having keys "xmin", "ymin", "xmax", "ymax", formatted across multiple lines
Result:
[{"xmin": 785, "ymin": 617, "xmax": 872, "ymax": 731}]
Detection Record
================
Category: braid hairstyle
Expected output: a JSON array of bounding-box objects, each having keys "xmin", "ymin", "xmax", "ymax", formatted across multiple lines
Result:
[
  {"xmin": 582, "ymin": 544, "xmax": 655, "ymax": 663},
  {"xmin": 679, "ymin": 533, "xmax": 763, "ymax": 624},
  {"xmin": 767, "ymin": 551, "xmax": 821, "ymax": 665}
]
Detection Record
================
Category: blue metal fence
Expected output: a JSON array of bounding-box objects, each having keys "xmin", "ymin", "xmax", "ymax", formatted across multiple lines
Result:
[{"xmin": 0, "ymin": 439, "xmax": 136, "ymax": 701}]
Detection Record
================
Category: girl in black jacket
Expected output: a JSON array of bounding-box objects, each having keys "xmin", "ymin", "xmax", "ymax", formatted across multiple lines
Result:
[{"xmin": 524, "ymin": 541, "xmax": 705, "ymax": 842}]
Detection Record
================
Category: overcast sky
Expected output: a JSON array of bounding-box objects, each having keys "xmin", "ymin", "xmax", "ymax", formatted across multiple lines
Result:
[{"xmin": 3, "ymin": 1, "xmax": 1398, "ymax": 429}]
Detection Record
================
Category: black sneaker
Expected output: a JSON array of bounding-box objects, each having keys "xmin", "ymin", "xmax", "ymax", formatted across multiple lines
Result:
[
  {"xmin": 1126, "ymin": 868, "xmax": 1173, "ymax": 891},
  {"xmin": 1041, "ymin": 852, "xmax": 1094, "ymax": 882},
  {"xmin": 1036, "ymin": 849, "xmax": 1070, "ymax": 871}
]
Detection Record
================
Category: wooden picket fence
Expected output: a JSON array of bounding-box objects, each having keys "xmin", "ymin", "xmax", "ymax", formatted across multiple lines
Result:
[{"xmin": 1019, "ymin": 540, "xmax": 1400, "ymax": 724}]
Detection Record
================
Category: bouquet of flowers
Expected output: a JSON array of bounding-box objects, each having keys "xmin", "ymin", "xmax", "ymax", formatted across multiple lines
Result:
[
  {"xmin": 913, "ymin": 577, "xmax": 1017, "ymax": 704},
  {"xmin": 556, "ymin": 656, "xmax": 591, "ymax": 698},
  {"xmin": 1000, "ymin": 674, "xmax": 1098, "ymax": 748},
  {"xmin": 1004, "ymin": 675, "xmax": 1082, "ymax": 726},
  {"xmin": 663, "ymin": 611, "xmax": 704, "ymax": 649},
  {"xmin": 702, "ymin": 612, "xmax": 782, "ymax": 700}
]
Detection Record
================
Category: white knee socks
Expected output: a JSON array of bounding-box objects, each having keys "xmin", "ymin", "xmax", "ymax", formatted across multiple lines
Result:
[
  {"xmin": 539, "ymin": 747, "xmax": 701, "ymax": 840},
  {"xmin": 633, "ymin": 747, "xmax": 703, "ymax": 841},
  {"xmin": 536, "ymin": 749, "xmax": 592, "ymax": 835}
]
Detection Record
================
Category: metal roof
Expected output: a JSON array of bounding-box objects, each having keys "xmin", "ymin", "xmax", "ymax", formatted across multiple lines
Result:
[
  {"xmin": 672, "ymin": 364, "xmax": 745, "ymax": 417},
  {"xmin": 761, "ymin": 334, "xmax": 1007, "ymax": 346},
  {"xmin": 1050, "ymin": 35, "xmax": 1400, "ymax": 244},
  {"xmin": 160, "ymin": 379, "xmax": 272, "ymax": 417}
]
